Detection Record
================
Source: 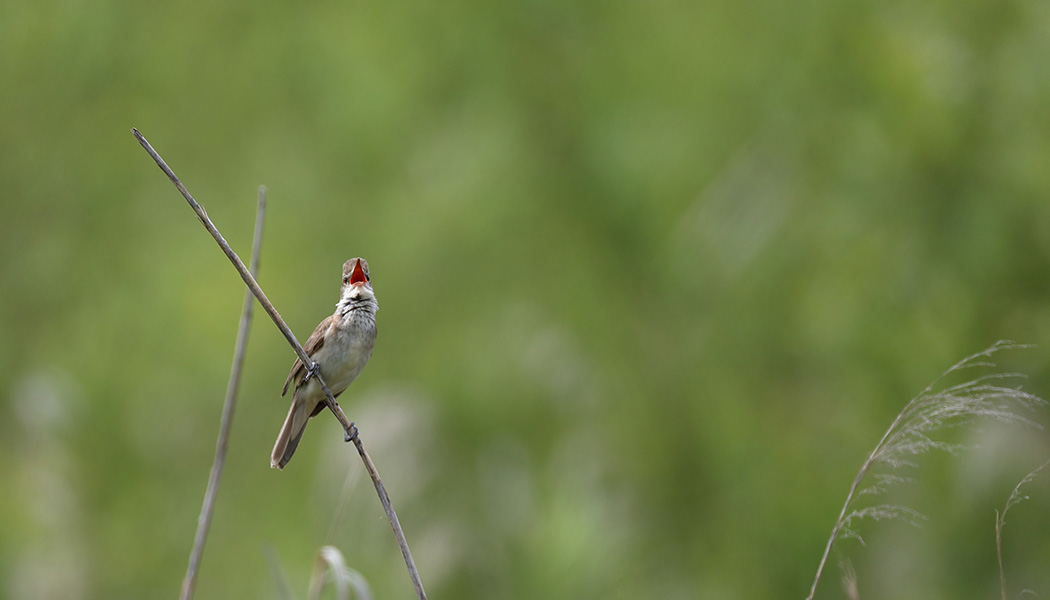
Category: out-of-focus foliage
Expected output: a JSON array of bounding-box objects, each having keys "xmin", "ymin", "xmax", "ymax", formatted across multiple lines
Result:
[{"xmin": 2, "ymin": 0, "xmax": 1050, "ymax": 598}]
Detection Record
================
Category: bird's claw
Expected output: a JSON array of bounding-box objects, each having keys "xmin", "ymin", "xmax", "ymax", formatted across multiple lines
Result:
[
  {"xmin": 302, "ymin": 361, "xmax": 321, "ymax": 384},
  {"xmin": 344, "ymin": 422, "xmax": 359, "ymax": 442}
]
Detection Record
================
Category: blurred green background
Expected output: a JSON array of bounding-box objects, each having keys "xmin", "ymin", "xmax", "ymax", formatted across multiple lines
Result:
[{"xmin": 3, "ymin": 0, "xmax": 1050, "ymax": 598}]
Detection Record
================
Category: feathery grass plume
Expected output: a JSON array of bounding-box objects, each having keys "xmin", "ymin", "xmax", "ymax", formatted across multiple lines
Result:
[
  {"xmin": 839, "ymin": 559, "xmax": 859, "ymax": 600},
  {"xmin": 308, "ymin": 546, "xmax": 372, "ymax": 600},
  {"xmin": 995, "ymin": 456, "xmax": 1050, "ymax": 600},
  {"xmin": 806, "ymin": 341, "xmax": 1045, "ymax": 600}
]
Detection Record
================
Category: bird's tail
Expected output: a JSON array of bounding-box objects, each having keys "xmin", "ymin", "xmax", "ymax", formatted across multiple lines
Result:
[{"xmin": 271, "ymin": 396, "xmax": 311, "ymax": 469}]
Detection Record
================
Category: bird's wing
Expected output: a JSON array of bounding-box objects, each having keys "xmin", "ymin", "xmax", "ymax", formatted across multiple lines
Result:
[{"xmin": 282, "ymin": 315, "xmax": 334, "ymax": 396}]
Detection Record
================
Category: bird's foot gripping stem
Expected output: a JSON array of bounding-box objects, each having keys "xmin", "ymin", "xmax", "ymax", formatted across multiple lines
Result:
[
  {"xmin": 344, "ymin": 422, "xmax": 359, "ymax": 442},
  {"xmin": 302, "ymin": 361, "xmax": 321, "ymax": 385}
]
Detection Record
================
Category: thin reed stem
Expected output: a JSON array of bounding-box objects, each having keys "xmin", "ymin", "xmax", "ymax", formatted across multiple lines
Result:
[
  {"xmin": 180, "ymin": 186, "xmax": 267, "ymax": 600},
  {"xmin": 995, "ymin": 457, "xmax": 1050, "ymax": 600}
]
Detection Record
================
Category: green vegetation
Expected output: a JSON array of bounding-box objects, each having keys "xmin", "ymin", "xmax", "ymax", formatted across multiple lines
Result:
[{"xmin": 2, "ymin": 0, "xmax": 1050, "ymax": 598}]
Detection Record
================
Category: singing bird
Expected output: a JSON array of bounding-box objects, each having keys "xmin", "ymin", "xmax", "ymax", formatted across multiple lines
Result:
[{"xmin": 271, "ymin": 257, "xmax": 378, "ymax": 469}]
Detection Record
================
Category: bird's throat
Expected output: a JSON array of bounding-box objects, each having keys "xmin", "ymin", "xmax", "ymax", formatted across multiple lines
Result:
[{"xmin": 337, "ymin": 291, "xmax": 378, "ymax": 317}]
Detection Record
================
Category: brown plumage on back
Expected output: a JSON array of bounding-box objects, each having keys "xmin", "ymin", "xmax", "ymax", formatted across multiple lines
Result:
[{"xmin": 271, "ymin": 258, "xmax": 378, "ymax": 469}]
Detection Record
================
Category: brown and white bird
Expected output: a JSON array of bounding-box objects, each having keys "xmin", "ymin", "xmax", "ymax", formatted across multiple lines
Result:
[{"xmin": 271, "ymin": 257, "xmax": 378, "ymax": 469}]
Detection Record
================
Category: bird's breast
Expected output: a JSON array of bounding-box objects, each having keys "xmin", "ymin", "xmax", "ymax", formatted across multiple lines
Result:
[{"xmin": 299, "ymin": 317, "xmax": 375, "ymax": 400}]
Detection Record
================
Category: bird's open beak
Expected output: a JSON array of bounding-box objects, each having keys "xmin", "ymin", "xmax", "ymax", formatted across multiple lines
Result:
[{"xmin": 349, "ymin": 259, "xmax": 368, "ymax": 286}]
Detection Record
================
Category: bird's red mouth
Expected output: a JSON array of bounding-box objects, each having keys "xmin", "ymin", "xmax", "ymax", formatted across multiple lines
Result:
[{"xmin": 349, "ymin": 259, "xmax": 368, "ymax": 286}]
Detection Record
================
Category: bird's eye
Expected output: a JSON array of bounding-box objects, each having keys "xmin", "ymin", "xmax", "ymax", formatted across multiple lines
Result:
[{"xmin": 343, "ymin": 277, "xmax": 350, "ymax": 284}]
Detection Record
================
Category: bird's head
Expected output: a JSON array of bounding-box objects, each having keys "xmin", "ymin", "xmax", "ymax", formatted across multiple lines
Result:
[{"xmin": 340, "ymin": 257, "xmax": 374, "ymax": 302}]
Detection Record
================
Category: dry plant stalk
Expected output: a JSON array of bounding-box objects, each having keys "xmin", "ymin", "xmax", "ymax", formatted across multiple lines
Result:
[
  {"xmin": 180, "ymin": 187, "xmax": 267, "ymax": 600},
  {"xmin": 995, "ymin": 457, "xmax": 1050, "ymax": 600},
  {"xmin": 132, "ymin": 129, "xmax": 426, "ymax": 600},
  {"xmin": 264, "ymin": 546, "xmax": 296, "ymax": 600},
  {"xmin": 806, "ymin": 341, "xmax": 1045, "ymax": 600}
]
